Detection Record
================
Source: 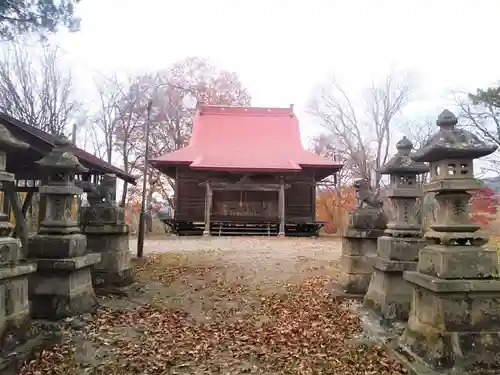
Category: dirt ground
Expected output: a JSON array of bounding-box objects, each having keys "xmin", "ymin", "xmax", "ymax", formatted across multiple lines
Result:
[{"xmin": 19, "ymin": 237, "xmax": 405, "ymax": 375}]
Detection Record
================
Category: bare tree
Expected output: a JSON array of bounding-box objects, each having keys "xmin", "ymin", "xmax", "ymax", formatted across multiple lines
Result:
[
  {"xmin": 310, "ymin": 133, "xmax": 354, "ymax": 233},
  {"xmin": 86, "ymin": 75, "xmax": 133, "ymax": 164},
  {"xmin": 0, "ymin": 40, "xmax": 79, "ymax": 136},
  {"xmin": 113, "ymin": 79, "xmax": 148, "ymax": 207},
  {"xmin": 122, "ymin": 57, "xmax": 251, "ymax": 209},
  {"xmin": 83, "ymin": 73, "xmax": 148, "ymax": 206},
  {"xmin": 455, "ymin": 87, "xmax": 500, "ymax": 175},
  {"xmin": 308, "ymin": 70, "xmax": 413, "ymax": 189}
]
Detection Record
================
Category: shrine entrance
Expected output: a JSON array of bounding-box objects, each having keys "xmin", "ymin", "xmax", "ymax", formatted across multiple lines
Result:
[{"xmin": 212, "ymin": 190, "xmax": 279, "ymax": 222}]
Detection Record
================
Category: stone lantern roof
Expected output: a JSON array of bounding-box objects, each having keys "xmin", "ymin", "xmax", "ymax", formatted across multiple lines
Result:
[
  {"xmin": 378, "ymin": 136, "xmax": 428, "ymax": 175},
  {"xmin": 36, "ymin": 137, "xmax": 88, "ymax": 173},
  {"xmin": 412, "ymin": 109, "xmax": 497, "ymax": 162},
  {"xmin": 0, "ymin": 123, "xmax": 29, "ymax": 152}
]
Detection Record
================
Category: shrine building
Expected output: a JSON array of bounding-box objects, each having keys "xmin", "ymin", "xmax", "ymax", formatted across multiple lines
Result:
[{"xmin": 151, "ymin": 105, "xmax": 343, "ymax": 236}]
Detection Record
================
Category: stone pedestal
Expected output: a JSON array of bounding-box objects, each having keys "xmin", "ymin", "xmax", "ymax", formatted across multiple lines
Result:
[
  {"xmin": 28, "ymin": 233, "xmax": 101, "ymax": 319},
  {"xmin": 396, "ymin": 110, "xmax": 500, "ymax": 373},
  {"xmin": 28, "ymin": 137, "xmax": 101, "ymax": 320},
  {"xmin": 333, "ymin": 207, "xmax": 386, "ymax": 299},
  {"xmin": 337, "ymin": 228, "xmax": 383, "ymax": 297},
  {"xmin": 364, "ymin": 236, "xmax": 427, "ymax": 322},
  {"xmin": 81, "ymin": 204, "xmax": 133, "ymax": 288},
  {"xmin": 0, "ymin": 237, "xmax": 36, "ymax": 355}
]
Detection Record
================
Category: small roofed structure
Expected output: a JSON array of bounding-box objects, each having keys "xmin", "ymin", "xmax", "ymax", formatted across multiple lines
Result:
[
  {"xmin": 0, "ymin": 112, "xmax": 136, "ymax": 184},
  {"xmin": 151, "ymin": 104, "xmax": 343, "ymax": 236},
  {"xmin": 0, "ymin": 112, "xmax": 136, "ymax": 244}
]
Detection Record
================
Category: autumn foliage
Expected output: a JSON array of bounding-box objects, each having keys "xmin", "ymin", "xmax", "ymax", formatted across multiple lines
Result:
[
  {"xmin": 316, "ymin": 187, "xmax": 356, "ymax": 234},
  {"xmin": 470, "ymin": 187, "xmax": 498, "ymax": 228}
]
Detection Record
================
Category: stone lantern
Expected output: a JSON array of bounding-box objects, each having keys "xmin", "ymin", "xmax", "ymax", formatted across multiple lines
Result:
[
  {"xmin": 364, "ymin": 136, "xmax": 428, "ymax": 323},
  {"xmin": 396, "ymin": 110, "xmax": 500, "ymax": 372},
  {"xmin": 28, "ymin": 137, "xmax": 101, "ymax": 319},
  {"xmin": 0, "ymin": 124, "xmax": 37, "ymax": 360}
]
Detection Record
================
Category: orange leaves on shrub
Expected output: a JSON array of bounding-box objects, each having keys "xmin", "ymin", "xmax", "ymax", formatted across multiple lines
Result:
[
  {"xmin": 470, "ymin": 187, "xmax": 498, "ymax": 228},
  {"xmin": 316, "ymin": 187, "xmax": 356, "ymax": 233}
]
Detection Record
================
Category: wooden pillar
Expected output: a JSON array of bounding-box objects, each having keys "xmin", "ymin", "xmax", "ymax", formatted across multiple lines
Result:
[
  {"xmin": 278, "ymin": 176, "xmax": 285, "ymax": 236},
  {"xmin": 174, "ymin": 167, "xmax": 179, "ymax": 216},
  {"xmin": 203, "ymin": 181, "xmax": 212, "ymax": 236},
  {"xmin": 2, "ymin": 191, "xmax": 10, "ymax": 219},
  {"xmin": 5, "ymin": 181, "xmax": 28, "ymax": 250},
  {"xmin": 311, "ymin": 171, "xmax": 316, "ymax": 221}
]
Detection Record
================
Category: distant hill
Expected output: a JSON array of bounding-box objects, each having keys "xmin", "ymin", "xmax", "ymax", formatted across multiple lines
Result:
[{"xmin": 481, "ymin": 176, "xmax": 500, "ymax": 193}]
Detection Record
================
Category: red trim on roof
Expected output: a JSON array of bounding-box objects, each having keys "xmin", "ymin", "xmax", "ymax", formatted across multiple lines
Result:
[{"xmin": 151, "ymin": 105, "xmax": 342, "ymax": 175}]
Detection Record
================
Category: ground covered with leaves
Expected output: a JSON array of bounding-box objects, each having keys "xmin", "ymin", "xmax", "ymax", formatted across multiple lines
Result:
[{"xmin": 19, "ymin": 238, "xmax": 407, "ymax": 375}]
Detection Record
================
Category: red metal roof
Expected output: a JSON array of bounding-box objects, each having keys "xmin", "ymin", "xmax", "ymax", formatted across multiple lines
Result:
[{"xmin": 151, "ymin": 105, "xmax": 342, "ymax": 178}]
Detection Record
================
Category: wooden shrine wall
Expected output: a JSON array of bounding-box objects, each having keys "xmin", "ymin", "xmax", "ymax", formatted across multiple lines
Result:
[
  {"xmin": 175, "ymin": 168, "xmax": 206, "ymax": 221},
  {"xmin": 285, "ymin": 175, "xmax": 315, "ymax": 223},
  {"xmin": 174, "ymin": 168, "xmax": 316, "ymax": 223},
  {"xmin": 212, "ymin": 190, "xmax": 279, "ymax": 222}
]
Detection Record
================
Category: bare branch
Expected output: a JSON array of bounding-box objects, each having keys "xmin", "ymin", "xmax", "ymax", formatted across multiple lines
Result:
[
  {"xmin": 307, "ymin": 70, "xmax": 413, "ymax": 189},
  {"xmin": 0, "ymin": 40, "xmax": 80, "ymax": 136}
]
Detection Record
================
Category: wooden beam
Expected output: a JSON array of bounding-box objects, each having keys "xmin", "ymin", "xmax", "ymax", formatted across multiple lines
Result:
[
  {"xmin": 311, "ymin": 170, "xmax": 316, "ymax": 221},
  {"xmin": 4, "ymin": 181, "xmax": 28, "ymax": 250},
  {"xmin": 203, "ymin": 181, "xmax": 212, "ymax": 236},
  {"xmin": 199, "ymin": 182, "xmax": 291, "ymax": 191},
  {"xmin": 9, "ymin": 186, "xmax": 39, "ymax": 193},
  {"xmin": 21, "ymin": 190, "xmax": 34, "ymax": 216},
  {"xmin": 174, "ymin": 167, "xmax": 179, "ymax": 211},
  {"xmin": 278, "ymin": 177, "xmax": 285, "ymax": 236}
]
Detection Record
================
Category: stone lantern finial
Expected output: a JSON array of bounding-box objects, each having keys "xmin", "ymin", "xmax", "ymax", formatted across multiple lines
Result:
[
  {"xmin": 436, "ymin": 109, "xmax": 458, "ymax": 129},
  {"xmin": 395, "ymin": 136, "xmax": 413, "ymax": 155}
]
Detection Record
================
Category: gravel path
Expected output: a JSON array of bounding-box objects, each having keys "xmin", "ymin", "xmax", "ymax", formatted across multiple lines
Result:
[
  {"xmin": 130, "ymin": 236, "xmax": 342, "ymax": 259},
  {"xmin": 129, "ymin": 236, "xmax": 343, "ymax": 292}
]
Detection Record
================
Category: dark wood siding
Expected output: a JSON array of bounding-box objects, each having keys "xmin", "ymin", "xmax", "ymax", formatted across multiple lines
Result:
[
  {"xmin": 175, "ymin": 169, "xmax": 316, "ymax": 223},
  {"xmin": 175, "ymin": 168, "xmax": 205, "ymax": 221},
  {"xmin": 285, "ymin": 183, "xmax": 314, "ymax": 222},
  {"xmin": 212, "ymin": 190, "xmax": 279, "ymax": 222}
]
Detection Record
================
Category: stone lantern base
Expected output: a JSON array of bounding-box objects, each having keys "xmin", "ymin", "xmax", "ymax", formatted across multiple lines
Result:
[
  {"xmin": 364, "ymin": 236, "xmax": 427, "ymax": 323},
  {"xmin": 332, "ymin": 228, "xmax": 384, "ymax": 299},
  {"xmin": 80, "ymin": 205, "xmax": 133, "ymax": 289},
  {"xmin": 85, "ymin": 225, "xmax": 133, "ymax": 288},
  {"xmin": 0, "ymin": 236, "xmax": 36, "ymax": 350},
  {"xmin": 396, "ymin": 243, "xmax": 500, "ymax": 372},
  {"xmin": 0, "ymin": 233, "xmax": 39, "ymax": 373},
  {"xmin": 28, "ymin": 233, "xmax": 101, "ymax": 320}
]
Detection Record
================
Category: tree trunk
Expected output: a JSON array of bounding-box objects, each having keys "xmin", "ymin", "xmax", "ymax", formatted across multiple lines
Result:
[{"xmin": 120, "ymin": 181, "xmax": 128, "ymax": 207}]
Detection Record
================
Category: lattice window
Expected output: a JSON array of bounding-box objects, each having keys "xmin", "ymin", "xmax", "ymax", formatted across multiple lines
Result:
[
  {"xmin": 447, "ymin": 163, "xmax": 456, "ymax": 176},
  {"xmin": 460, "ymin": 163, "xmax": 469, "ymax": 175},
  {"xmin": 434, "ymin": 166, "xmax": 441, "ymax": 177}
]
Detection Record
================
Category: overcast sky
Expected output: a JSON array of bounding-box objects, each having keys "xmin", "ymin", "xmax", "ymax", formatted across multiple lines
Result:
[{"xmin": 55, "ymin": 0, "xmax": 500, "ymax": 145}]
